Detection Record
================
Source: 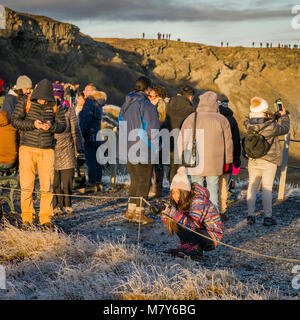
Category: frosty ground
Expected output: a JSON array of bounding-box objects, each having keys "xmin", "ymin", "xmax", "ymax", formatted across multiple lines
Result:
[{"xmin": 0, "ymin": 176, "xmax": 299, "ymax": 300}]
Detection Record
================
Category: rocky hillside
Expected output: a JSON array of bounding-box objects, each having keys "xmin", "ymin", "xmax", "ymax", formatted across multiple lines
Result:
[{"xmin": 1, "ymin": 7, "xmax": 299, "ymax": 161}]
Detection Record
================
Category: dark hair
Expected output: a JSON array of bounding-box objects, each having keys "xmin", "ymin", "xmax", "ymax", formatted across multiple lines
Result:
[
  {"xmin": 180, "ymin": 85, "xmax": 194, "ymax": 97},
  {"xmin": 14, "ymin": 89, "xmax": 25, "ymax": 101},
  {"xmin": 152, "ymin": 85, "xmax": 167, "ymax": 99},
  {"xmin": 135, "ymin": 76, "xmax": 152, "ymax": 92},
  {"xmin": 167, "ymin": 188, "xmax": 194, "ymax": 236}
]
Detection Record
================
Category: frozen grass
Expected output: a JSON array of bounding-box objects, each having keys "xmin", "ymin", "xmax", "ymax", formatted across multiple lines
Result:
[{"xmin": 0, "ymin": 222, "xmax": 281, "ymax": 300}]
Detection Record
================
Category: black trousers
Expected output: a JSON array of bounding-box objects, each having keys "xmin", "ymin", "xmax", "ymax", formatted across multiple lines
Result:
[
  {"xmin": 53, "ymin": 168, "xmax": 74, "ymax": 209},
  {"xmin": 176, "ymin": 224, "xmax": 215, "ymax": 252},
  {"xmin": 126, "ymin": 163, "xmax": 153, "ymax": 207}
]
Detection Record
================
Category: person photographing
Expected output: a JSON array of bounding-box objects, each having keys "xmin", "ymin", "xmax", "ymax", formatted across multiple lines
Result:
[{"xmin": 161, "ymin": 167, "xmax": 224, "ymax": 259}]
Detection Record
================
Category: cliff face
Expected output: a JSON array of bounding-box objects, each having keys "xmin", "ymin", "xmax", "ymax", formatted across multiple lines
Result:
[{"xmin": 1, "ymin": 7, "xmax": 300, "ymax": 160}]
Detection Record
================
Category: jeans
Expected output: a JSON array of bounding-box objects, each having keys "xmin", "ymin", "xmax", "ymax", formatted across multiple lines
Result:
[
  {"xmin": 247, "ymin": 158, "xmax": 277, "ymax": 218},
  {"xmin": 84, "ymin": 143, "xmax": 102, "ymax": 185},
  {"xmin": 218, "ymin": 174, "xmax": 230, "ymax": 214},
  {"xmin": 190, "ymin": 175, "xmax": 219, "ymax": 211}
]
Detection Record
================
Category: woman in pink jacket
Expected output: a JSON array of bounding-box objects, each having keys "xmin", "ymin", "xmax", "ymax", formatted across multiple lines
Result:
[{"xmin": 162, "ymin": 167, "xmax": 224, "ymax": 259}]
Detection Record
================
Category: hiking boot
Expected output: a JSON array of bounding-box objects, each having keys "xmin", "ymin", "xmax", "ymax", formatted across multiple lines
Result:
[
  {"xmin": 247, "ymin": 216, "xmax": 256, "ymax": 225},
  {"xmin": 53, "ymin": 207, "xmax": 64, "ymax": 216},
  {"xmin": 64, "ymin": 207, "xmax": 74, "ymax": 215},
  {"xmin": 96, "ymin": 183, "xmax": 103, "ymax": 192},
  {"xmin": 79, "ymin": 184, "xmax": 97, "ymax": 194},
  {"xmin": 177, "ymin": 244, "xmax": 203, "ymax": 260},
  {"xmin": 263, "ymin": 217, "xmax": 277, "ymax": 226},
  {"xmin": 166, "ymin": 243, "xmax": 190, "ymax": 256},
  {"xmin": 40, "ymin": 222, "xmax": 56, "ymax": 231},
  {"xmin": 21, "ymin": 222, "xmax": 34, "ymax": 231},
  {"xmin": 220, "ymin": 212, "xmax": 229, "ymax": 222},
  {"xmin": 132, "ymin": 210, "xmax": 154, "ymax": 225},
  {"xmin": 124, "ymin": 210, "xmax": 134, "ymax": 222}
]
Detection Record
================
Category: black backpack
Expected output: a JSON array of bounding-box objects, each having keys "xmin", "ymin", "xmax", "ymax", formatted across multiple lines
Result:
[{"xmin": 242, "ymin": 121, "xmax": 275, "ymax": 159}]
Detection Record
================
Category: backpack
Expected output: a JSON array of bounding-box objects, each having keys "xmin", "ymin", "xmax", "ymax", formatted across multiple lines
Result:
[{"xmin": 242, "ymin": 121, "xmax": 275, "ymax": 159}]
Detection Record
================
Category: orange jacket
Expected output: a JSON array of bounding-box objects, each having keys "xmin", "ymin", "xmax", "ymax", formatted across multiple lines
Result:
[{"xmin": 0, "ymin": 110, "xmax": 18, "ymax": 165}]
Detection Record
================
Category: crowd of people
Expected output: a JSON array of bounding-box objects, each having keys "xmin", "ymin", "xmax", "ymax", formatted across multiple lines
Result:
[{"xmin": 0, "ymin": 74, "xmax": 290, "ymax": 259}]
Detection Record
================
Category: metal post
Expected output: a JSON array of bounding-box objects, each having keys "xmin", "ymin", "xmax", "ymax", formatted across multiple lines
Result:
[{"xmin": 278, "ymin": 133, "xmax": 290, "ymax": 201}]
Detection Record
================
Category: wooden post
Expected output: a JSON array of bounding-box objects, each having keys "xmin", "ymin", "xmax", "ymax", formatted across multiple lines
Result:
[{"xmin": 278, "ymin": 133, "xmax": 290, "ymax": 201}]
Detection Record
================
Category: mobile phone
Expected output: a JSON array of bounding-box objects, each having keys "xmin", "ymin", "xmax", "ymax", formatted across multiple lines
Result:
[{"xmin": 276, "ymin": 99, "xmax": 283, "ymax": 111}]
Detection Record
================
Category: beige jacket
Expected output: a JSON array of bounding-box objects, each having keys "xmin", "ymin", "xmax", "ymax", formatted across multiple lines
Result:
[{"xmin": 180, "ymin": 91, "xmax": 233, "ymax": 176}]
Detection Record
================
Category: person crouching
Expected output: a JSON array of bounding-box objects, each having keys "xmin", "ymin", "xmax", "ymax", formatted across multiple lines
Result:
[{"xmin": 161, "ymin": 167, "xmax": 224, "ymax": 259}]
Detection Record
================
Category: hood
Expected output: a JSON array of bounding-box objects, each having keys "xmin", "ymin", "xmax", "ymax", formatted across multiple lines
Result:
[
  {"xmin": 0, "ymin": 110, "xmax": 10, "ymax": 127},
  {"xmin": 8, "ymin": 89, "xmax": 17, "ymax": 97},
  {"xmin": 219, "ymin": 104, "xmax": 234, "ymax": 118},
  {"xmin": 168, "ymin": 95, "xmax": 192, "ymax": 111},
  {"xmin": 31, "ymin": 79, "xmax": 55, "ymax": 102},
  {"xmin": 197, "ymin": 91, "xmax": 218, "ymax": 113},
  {"xmin": 193, "ymin": 183, "xmax": 210, "ymax": 201},
  {"xmin": 121, "ymin": 91, "xmax": 148, "ymax": 114}
]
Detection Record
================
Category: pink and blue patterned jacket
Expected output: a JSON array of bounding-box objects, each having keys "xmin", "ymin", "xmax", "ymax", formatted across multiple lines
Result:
[{"xmin": 162, "ymin": 183, "xmax": 224, "ymax": 246}]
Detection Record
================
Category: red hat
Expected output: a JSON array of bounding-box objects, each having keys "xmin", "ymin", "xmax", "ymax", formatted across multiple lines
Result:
[{"xmin": 0, "ymin": 79, "xmax": 4, "ymax": 93}]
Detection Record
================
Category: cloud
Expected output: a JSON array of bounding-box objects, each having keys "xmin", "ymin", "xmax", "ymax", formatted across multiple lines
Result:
[{"xmin": 1, "ymin": 0, "xmax": 292, "ymax": 22}]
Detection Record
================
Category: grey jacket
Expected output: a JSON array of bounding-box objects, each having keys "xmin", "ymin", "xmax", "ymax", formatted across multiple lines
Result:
[
  {"xmin": 244, "ymin": 114, "xmax": 290, "ymax": 166},
  {"xmin": 54, "ymin": 106, "xmax": 84, "ymax": 170}
]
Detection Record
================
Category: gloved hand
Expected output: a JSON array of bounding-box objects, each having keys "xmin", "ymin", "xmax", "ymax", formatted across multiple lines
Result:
[
  {"xmin": 233, "ymin": 157, "xmax": 241, "ymax": 169},
  {"xmin": 76, "ymin": 151, "xmax": 85, "ymax": 168},
  {"xmin": 223, "ymin": 163, "xmax": 233, "ymax": 174}
]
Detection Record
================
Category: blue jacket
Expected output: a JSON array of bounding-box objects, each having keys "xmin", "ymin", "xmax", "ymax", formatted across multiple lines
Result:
[
  {"xmin": 118, "ymin": 91, "xmax": 160, "ymax": 164},
  {"xmin": 79, "ymin": 98, "xmax": 102, "ymax": 144}
]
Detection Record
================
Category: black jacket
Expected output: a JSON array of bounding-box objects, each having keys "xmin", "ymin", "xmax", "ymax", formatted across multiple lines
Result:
[
  {"xmin": 12, "ymin": 79, "xmax": 67, "ymax": 149},
  {"xmin": 219, "ymin": 104, "xmax": 241, "ymax": 166},
  {"xmin": 163, "ymin": 95, "xmax": 194, "ymax": 151}
]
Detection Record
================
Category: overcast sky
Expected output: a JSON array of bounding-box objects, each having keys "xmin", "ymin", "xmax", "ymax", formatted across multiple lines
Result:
[{"xmin": 1, "ymin": 0, "xmax": 299, "ymax": 46}]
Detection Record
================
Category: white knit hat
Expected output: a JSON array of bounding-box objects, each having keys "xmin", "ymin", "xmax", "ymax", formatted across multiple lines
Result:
[
  {"xmin": 170, "ymin": 167, "xmax": 191, "ymax": 192},
  {"xmin": 15, "ymin": 75, "xmax": 32, "ymax": 90},
  {"xmin": 250, "ymin": 97, "xmax": 269, "ymax": 113}
]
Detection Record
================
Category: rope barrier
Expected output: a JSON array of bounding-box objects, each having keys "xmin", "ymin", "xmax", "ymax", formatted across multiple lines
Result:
[{"xmin": 0, "ymin": 185, "xmax": 299, "ymax": 264}]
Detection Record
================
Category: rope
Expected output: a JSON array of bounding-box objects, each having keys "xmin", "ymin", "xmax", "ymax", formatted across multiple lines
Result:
[
  {"xmin": 159, "ymin": 209, "xmax": 300, "ymax": 264},
  {"xmin": 0, "ymin": 186, "xmax": 299, "ymax": 264}
]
